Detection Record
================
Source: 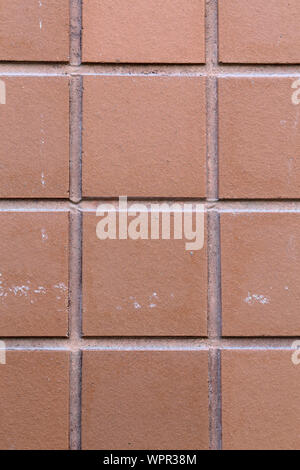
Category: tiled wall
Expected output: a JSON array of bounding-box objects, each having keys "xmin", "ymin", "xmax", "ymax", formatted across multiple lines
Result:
[{"xmin": 1, "ymin": 0, "xmax": 300, "ymax": 450}]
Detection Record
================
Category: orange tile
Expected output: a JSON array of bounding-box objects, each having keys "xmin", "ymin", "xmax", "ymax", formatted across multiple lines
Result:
[
  {"xmin": 219, "ymin": 78, "xmax": 300, "ymax": 199},
  {"xmin": 0, "ymin": 0, "xmax": 69, "ymax": 61},
  {"xmin": 0, "ymin": 351, "xmax": 69, "ymax": 450},
  {"xmin": 82, "ymin": 0, "xmax": 205, "ymax": 63},
  {"xmin": 82, "ymin": 211, "xmax": 207, "ymax": 337},
  {"xmin": 82, "ymin": 351, "xmax": 209, "ymax": 450},
  {"xmin": 219, "ymin": 0, "xmax": 300, "ymax": 63},
  {"xmin": 0, "ymin": 77, "xmax": 69, "ymax": 198},
  {"xmin": 83, "ymin": 76, "xmax": 206, "ymax": 198},
  {"xmin": 0, "ymin": 212, "xmax": 69, "ymax": 336},
  {"xmin": 222, "ymin": 350, "xmax": 300, "ymax": 450},
  {"xmin": 221, "ymin": 212, "xmax": 300, "ymax": 336}
]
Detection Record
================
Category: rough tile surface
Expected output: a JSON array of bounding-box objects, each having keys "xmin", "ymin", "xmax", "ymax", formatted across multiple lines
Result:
[
  {"xmin": 219, "ymin": 78, "xmax": 300, "ymax": 199},
  {"xmin": 0, "ymin": 351, "xmax": 69, "ymax": 450},
  {"xmin": 82, "ymin": 351, "xmax": 209, "ymax": 450},
  {"xmin": 222, "ymin": 350, "xmax": 300, "ymax": 450},
  {"xmin": 221, "ymin": 212, "xmax": 300, "ymax": 336},
  {"xmin": 0, "ymin": 77, "xmax": 69, "ymax": 198},
  {"xmin": 83, "ymin": 76, "xmax": 206, "ymax": 198},
  {"xmin": 82, "ymin": 0, "xmax": 205, "ymax": 63},
  {"xmin": 0, "ymin": 212, "xmax": 69, "ymax": 336},
  {"xmin": 0, "ymin": 0, "xmax": 69, "ymax": 61},
  {"xmin": 82, "ymin": 211, "xmax": 207, "ymax": 336},
  {"xmin": 219, "ymin": 0, "xmax": 300, "ymax": 63}
]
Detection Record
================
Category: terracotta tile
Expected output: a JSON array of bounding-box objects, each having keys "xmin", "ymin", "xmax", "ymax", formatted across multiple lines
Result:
[
  {"xmin": 219, "ymin": 78, "xmax": 300, "ymax": 199},
  {"xmin": 219, "ymin": 0, "xmax": 300, "ymax": 63},
  {"xmin": 222, "ymin": 350, "xmax": 300, "ymax": 450},
  {"xmin": 82, "ymin": 211, "xmax": 207, "ymax": 337},
  {"xmin": 0, "ymin": 212, "xmax": 69, "ymax": 337},
  {"xmin": 82, "ymin": 350, "xmax": 209, "ymax": 450},
  {"xmin": 0, "ymin": 351, "xmax": 69, "ymax": 450},
  {"xmin": 82, "ymin": 0, "xmax": 205, "ymax": 63},
  {"xmin": 0, "ymin": 0, "xmax": 69, "ymax": 62},
  {"xmin": 82, "ymin": 76, "xmax": 206, "ymax": 198},
  {"xmin": 221, "ymin": 212, "xmax": 300, "ymax": 336},
  {"xmin": 0, "ymin": 77, "xmax": 69, "ymax": 198}
]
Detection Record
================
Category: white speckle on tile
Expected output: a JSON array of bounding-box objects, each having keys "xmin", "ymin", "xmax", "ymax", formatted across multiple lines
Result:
[
  {"xmin": 285, "ymin": 286, "xmax": 289, "ymax": 290},
  {"xmin": 149, "ymin": 292, "xmax": 158, "ymax": 300},
  {"xmin": 41, "ymin": 228, "xmax": 48, "ymax": 241},
  {"xmin": 0, "ymin": 275, "xmax": 67, "ymax": 304},
  {"xmin": 10, "ymin": 285, "xmax": 30, "ymax": 297},
  {"xmin": 41, "ymin": 172, "xmax": 46, "ymax": 186},
  {"xmin": 34, "ymin": 286, "xmax": 46, "ymax": 295},
  {"xmin": 133, "ymin": 302, "xmax": 141, "ymax": 310},
  {"xmin": 148, "ymin": 292, "xmax": 159, "ymax": 308},
  {"xmin": 244, "ymin": 292, "xmax": 270, "ymax": 305},
  {"xmin": 54, "ymin": 282, "xmax": 68, "ymax": 292},
  {"xmin": 39, "ymin": 1, "xmax": 43, "ymax": 30}
]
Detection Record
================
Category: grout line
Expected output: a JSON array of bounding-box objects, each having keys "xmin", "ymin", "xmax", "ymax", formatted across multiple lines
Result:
[
  {"xmin": 69, "ymin": 350, "xmax": 82, "ymax": 450},
  {"xmin": 206, "ymin": 1, "xmax": 219, "ymax": 201},
  {"xmin": 209, "ymin": 349, "xmax": 221, "ymax": 450},
  {"xmin": 217, "ymin": 348, "xmax": 222, "ymax": 450},
  {"xmin": 3, "ymin": 199, "xmax": 300, "ymax": 209},
  {"xmin": 207, "ymin": 210, "xmax": 222, "ymax": 339},
  {"xmin": 69, "ymin": 210, "xmax": 83, "ymax": 343},
  {"xmin": 69, "ymin": 75, "xmax": 83, "ymax": 202},
  {"xmin": 69, "ymin": 0, "xmax": 82, "ymax": 66},
  {"xmin": 68, "ymin": 208, "xmax": 83, "ymax": 450},
  {"xmin": 2, "ymin": 337, "xmax": 299, "ymax": 349},
  {"xmin": 2, "ymin": 199, "xmax": 300, "ymax": 214},
  {"xmin": 206, "ymin": 0, "xmax": 218, "ymax": 70},
  {"xmin": 0, "ymin": 63, "xmax": 300, "ymax": 76},
  {"xmin": 206, "ymin": 0, "xmax": 222, "ymax": 451},
  {"xmin": 69, "ymin": 0, "xmax": 82, "ymax": 450},
  {"xmin": 206, "ymin": 76, "xmax": 218, "ymax": 201}
]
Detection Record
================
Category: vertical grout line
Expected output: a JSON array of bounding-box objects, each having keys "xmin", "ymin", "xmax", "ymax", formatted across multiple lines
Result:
[
  {"xmin": 206, "ymin": 0, "xmax": 219, "ymax": 69},
  {"xmin": 69, "ymin": 75, "xmax": 83, "ymax": 203},
  {"xmin": 206, "ymin": 76, "xmax": 218, "ymax": 201},
  {"xmin": 207, "ymin": 210, "xmax": 222, "ymax": 339},
  {"xmin": 206, "ymin": 0, "xmax": 219, "ymax": 201},
  {"xmin": 69, "ymin": 210, "xmax": 83, "ymax": 450},
  {"xmin": 69, "ymin": 211, "xmax": 83, "ymax": 343},
  {"xmin": 208, "ymin": 349, "xmax": 222, "ymax": 450},
  {"xmin": 70, "ymin": 0, "xmax": 82, "ymax": 66},
  {"xmin": 207, "ymin": 210, "xmax": 222, "ymax": 449},
  {"xmin": 206, "ymin": 0, "xmax": 222, "ymax": 450},
  {"xmin": 69, "ymin": 0, "xmax": 83, "ymax": 451},
  {"xmin": 69, "ymin": 349, "xmax": 82, "ymax": 450}
]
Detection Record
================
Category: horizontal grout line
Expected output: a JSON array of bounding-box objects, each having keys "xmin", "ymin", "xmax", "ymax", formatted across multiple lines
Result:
[
  {"xmin": 2, "ymin": 337, "xmax": 299, "ymax": 350},
  {"xmin": 81, "ymin": 197, "xmax": 209, "ymax": 202},
  {"xmin": 0, "ymin": 201, "xmax": 73, "ymax": 211},
  {"xmin": 214, "ymin": 201, "xmax": 300, "ymax": 211},
  {"xmin": 3, "ymin": 199, "xmax": 300, "ymax": 212},
  {"xmin": 0, "ymin": 63, "xmax": 300, "ymax": 77}
]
